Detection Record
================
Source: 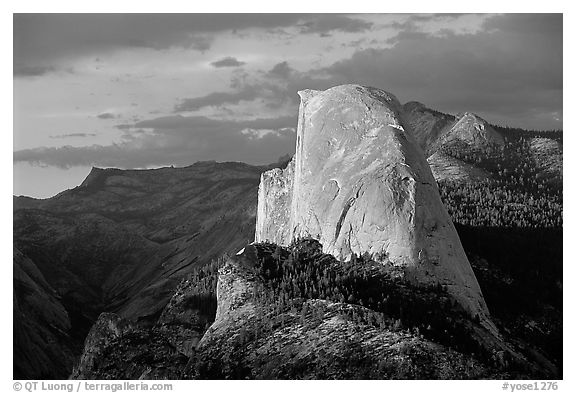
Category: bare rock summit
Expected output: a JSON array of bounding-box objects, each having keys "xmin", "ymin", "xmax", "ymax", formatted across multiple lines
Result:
[
  {"xmin": 255, "ymin": 84, "xmax": 495, "ymax": 331},
  {"xmin": 439, "ymin": 112, "xmax": 504, "ymax": 149}
]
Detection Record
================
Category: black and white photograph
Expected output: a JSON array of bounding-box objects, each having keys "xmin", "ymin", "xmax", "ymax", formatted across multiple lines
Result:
[{"xmin": 8, "ymin": 5, "xmax": 570, "ymax": 388}]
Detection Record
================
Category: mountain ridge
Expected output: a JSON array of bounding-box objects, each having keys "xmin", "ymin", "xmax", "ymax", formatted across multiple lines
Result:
[{"xmin": 13, "ymin": 160, "xmax": 270, "ymax": 378}]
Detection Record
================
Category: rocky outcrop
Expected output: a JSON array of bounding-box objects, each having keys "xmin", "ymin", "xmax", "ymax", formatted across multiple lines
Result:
[
  {"xmin": 155, "ymin": 277, "xmax": 216, "ymax": 356},
  {"xmin": 199, "ymin": 300, "xmax": 492, "ymax": 379},
  {"xmin": 428, "ymin": 152, "xmax": 490, "ymax": 182},
  {"xmin": 438, "ymin": 112, "xmax": 504, "ymax": 149},
  {"xmin": 71, "ymin": 312, "xmax": 188, "ymax": 380},
  {"xmin": 71, "ymin": 240, "xmax": 557, "ymax": 379},
  {"xmin": 402, "ymin": 103, "xmax": 504, "ymax": 157},
  {"xmin": 529, "ymin": 138, "xmax": 562, "ymax": 184},
  {"xmin": 72, "ymin": 269, "xmax": 218, "ymax": 379},
  {"xmin": 255, "ymin": 85, "xmax": 494, "ymax": 331},
  {"xmin": 71, "ymin": 313, "xmax": 134, "ymax": 379},
  {"xmin": 194, "ymin": 244, "xmax": 497, "ymax": 379},
  {"xmin": 255, "ymin": 159, "xmax": 294, "ymax": 246}
]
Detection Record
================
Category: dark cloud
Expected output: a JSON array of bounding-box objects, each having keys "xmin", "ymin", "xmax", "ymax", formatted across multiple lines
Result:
[
  {"xmin": 49, "ymin": 133, "xmax": 97, "ymax": 139},
  {"xmin": 14, "ymin": 63, "xmax": 74, "ymax": 77},
  {"xmin": 483, "ymin": 13, "xmax": 562, "ymax": 34},
  {"xmin": 14, "ymin": 13, "xmax": 563, "ymax": 176},
  {"xmin": 177, "ymin": 13, "xmax": 561, "ymax": 130},
  {"xmin": 174, "ymin": 87, "xmax": 261, "ymax": 112},
  {"xmin": 189, "ymin": 36, "xmax": 212, "ymax": 52},
  {"xmin": 298, "ymin": 15, "xmax": 373, "ymax": 34},
  {"xmin": 174, "ymin": 61, "xmax": 334, "ymax": 113},
  {"xmin": 211, "ymin": 56, "xmax": 246, "ymax": 68},
  {"xmin": 14, "ymin": 115, "xmax": 297, "ymax": 168},
  {"xmin": 267, "ymin": 61, "xmax": 293, "ymax": 79},
  {"xmin": 406, "ymin": 14, "xmax": 470, "ymax": 23},
  {"xmin": 13, "ymin": 63, "xmax": 57, "ymax": 77},
  {"xmin": 386, "ymin": 30, "xmax": 429, "ymax": 44},
  {"xmin": 318, "ymin": 14, "xmax": 562, "ymax": 129},
  {"xmin": 13, "ymin": 14, "xmax": 377, "ymax": 76},
  {"xmin": 13, "ymin": 14, "xmax": 310, "ymax": 76},
  {"xmin": 97, "ymin": 112, "xmax": 118, "ymax": 119}
]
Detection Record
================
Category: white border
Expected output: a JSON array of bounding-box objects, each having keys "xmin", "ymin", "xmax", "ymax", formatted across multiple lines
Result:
[{"xmin": 3, "ymin": 2, "xmax": 573, "ymax": 391}]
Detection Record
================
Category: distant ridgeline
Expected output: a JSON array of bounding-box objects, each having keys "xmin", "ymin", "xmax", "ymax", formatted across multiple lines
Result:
[
  {"xmin": 396, "ymin": 102, "xmax": 562, "ymax": 229},
  {"xmin": 403, "ymin": 100, "xmax": 562, "ymax": 375},
  {"xmin": 437, "ymin": 126, "xmax": 562, "ymax": 228}
]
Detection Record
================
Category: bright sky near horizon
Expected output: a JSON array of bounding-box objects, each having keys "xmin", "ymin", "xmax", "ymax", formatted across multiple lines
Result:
[{"xmin": 13, "ymin": 13, "xmax": 562, "ymax": 198}]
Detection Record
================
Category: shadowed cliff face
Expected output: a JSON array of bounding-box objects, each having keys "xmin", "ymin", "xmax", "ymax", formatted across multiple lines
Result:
[
  {"xmin": 255, "ymin": 85, "xmax": 494, "ymax": 333},
  {"xmin": 13, "ymin": 161, "xmax": 266, "ymax": 379},
  {"xmin": 402, "ymin": 101, "xmax": 456, "ymax": 155},
  {"xmin": 13, "ymin": 248, "xmax": 76, "ymax": 379},
  {"xmin": 402, "ymin": 103, "xmax": 504, "ymax": 156}
]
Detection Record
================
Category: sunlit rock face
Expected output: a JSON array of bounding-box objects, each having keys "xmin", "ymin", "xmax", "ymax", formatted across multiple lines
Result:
[
  {"xmin": 442, "ymin": 112, "xmax": 504, "ymax": 148},
  {"xmin": 255, "ymin": 160, "xmax": 294, "ymax": 246},
  {"xmin": 529, "ymin": 137, "xmax": 563, "ymax": 185},
  {"xmin": 428, "ymin": 151, "xmax": 490, "ymax": 182},
  {"xmin": 255, "ymin": 84, "xmax": 494, "ymax": 331}
]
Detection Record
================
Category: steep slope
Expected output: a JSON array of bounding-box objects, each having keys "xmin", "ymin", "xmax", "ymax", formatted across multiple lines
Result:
[
  {"xmin": 402, "ymin": 103, "xmax": 504, "ymax": 154},
  {"xmin": 428, "ymin": 152, "xmax": 490, "ymax": 182},
  {"xmin": 438, "ymin": 112, "xmax": 504, "ymax": 150},
  {"xmin": 195, "ymin": 242, "xmax": 498, "ymax": 379},
  {"xmin": 13, "ymin": 161, "xmax": 264, "ymax": 379},
  {"xmin": 70, "ymin": 312, "xmax": 189, "ymax": 380},
  {"xmin": 402, "ymin": 101, "xmax": 455, "ymax": 154},
  {"xmin": 19, "ymin": 161, "xmax": 261, "ymax": 244},
  {"xmin": 255, "ymin": 159, "xmax": 295, "ymax": 245},
  {"xmin": 13, "ymin": 248, "xmax": 77, "ymax": 379},
  {"xmin": 402, "ymin": 102, "xmax": 510, "ymax": 183},
  {"xmin": 256, "ymin": 84, "xmax": 493, "ymax": 331},
  {"xmin": 529, "ymin": 137, "xmax": 562, "ymax": 184}
]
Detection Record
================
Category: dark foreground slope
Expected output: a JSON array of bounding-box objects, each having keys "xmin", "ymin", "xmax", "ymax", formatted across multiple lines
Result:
[
  {"xmin": 14, "ymin": 249, "xmax": 77, "ymax": 379},
  {"xmin": 13, "ymin": 161, "xmax": 267, "ymax": 379},
  {"xmin": 72, "ymin": 240, "xmax": 557, "ymax": 379}
]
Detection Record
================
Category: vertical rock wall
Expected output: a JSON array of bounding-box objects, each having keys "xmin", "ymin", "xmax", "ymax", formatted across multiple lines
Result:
[{"xmin": 255, "ymin": 84, "xmax": 495, "ymax": 332}]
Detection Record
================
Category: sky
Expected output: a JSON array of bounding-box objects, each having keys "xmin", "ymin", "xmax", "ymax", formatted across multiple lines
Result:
[{"xmin": 13, "ymin": 13, "xmax": 563, "ymax": 198}]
